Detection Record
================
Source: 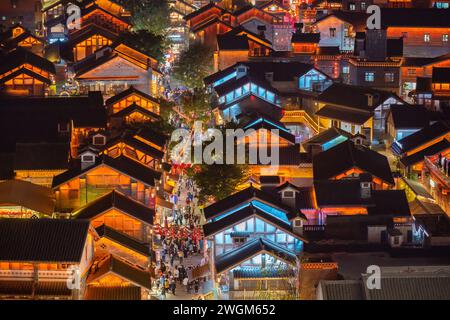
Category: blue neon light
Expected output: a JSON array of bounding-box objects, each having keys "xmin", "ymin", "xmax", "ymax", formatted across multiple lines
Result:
[
  {"xmin": 211, "ymin": 200, "xmax": 289, "ymax": 224},
  {"xmin": 213, "ymin": 71, "xmax": 237, "ymax": 87},
  {"xmin": 243, "ymin": 118, "xmax": 290, "ymax": 133},
  {"xmin": 322, "ymin": 135, "xmax": 348, "ymax": 151}
]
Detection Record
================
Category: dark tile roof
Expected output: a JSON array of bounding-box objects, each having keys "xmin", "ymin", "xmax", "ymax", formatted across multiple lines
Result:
[
  {"xmin": 0, "ymin": 25, "xmax": 43, "ymax": 51},
  {"xmin": 73, "ymin": 190, "xmax": 154, "ymax": 224},
  {"xmin": 314, "ymin": 179, "xmax": 372, "ymax": 207},
  {"xmin": 0, "ymin": 48, "xmax": 55, "ymax": 75},
  {"xmin": 217, "ymin": 34, "xmax": 249, "ymax": 50},
  {"xmin": 88, "ymin": 255, "xmax": 151, "ymax": 289},
  {"xmin": 403, "ymin": 53, "xmax": 450, "ymax": 67},
  {"xmin": 388, "ymin": 104, "xmax": 430, "ymax": 129},
  {"xmin": 203, "ymin": 185, "xmax": 293, "ymax": 220},
  {"xmin": 85, "ymin": 286, "xmax": 142, "ymax": 300},
  {"xmin": 387, "ymin": 38, "xmax": 403, "ymax": 57},
  {"xmin": 362, "ymin": 273, "xmax": 450, "ymax": 300},
  {"xmin": 105, "ymin": 86, "xmax": 160, "ymax": 106},
  {"xmin": 392, "ymin": 121, "xmax": 450, "ymax": 155},
  {"xmin": 319, "ymin": 280, "xmax": 365, "ymax": 300},
  {"xmin": 0, "ymin": 280, "xmax": 72, "ymax": 297},
  {"xmin": 135, "ymin": 126, "xmax": 168, "ymax": 148},
  {"xmin": 95, "ymin": 224, "xmax": 151, "ymax": 257},
  {"xmin": 183, "ymin": 2, "xmax": 227, "ymax": 21},
  {"xmin": 314, "ymin": 179, "xmax": 410, "ymax": 216},
  {"xmin": 367, "ymin": 190, "xmax": 411, "ymax": 217},
  {"xmin": 112, "ymin": 102, "xmax": 161, "ymax": 121},
  {"xmin": 241, "ymin": 115, "xmax": 296, "ymax": 144},
  {"xmin": 400, "ymin": 139, "xmax": 450, "ymax": 167},
  {"xmin": 318, "ymin": 83, "xmax": 400, "ymax": 111},
  {"xmin": 0, "ymin": 152, "xmax": 14, "ymax": 179},
  {"xmin": 0, "ymin": 179, "xmax": 56, "ymax": 215},
  {"xmin": 214, "ymin": 237, "xmax": 297, "ymax": 274},
  {"xmin": 225, "ymin": 25, "xmax": 272, "ymax": 46},
  {"xmin": 0, "ymin": 93, "xmax": 105, "ymax": 151},
  {"xmin": 302, "ymin": 127, "xmax": 352, "ymax": 146},
  {"xmin": 259, "ymin": 175, "xmax": 281, "ymax": 185},
  {"xmin": 52, "ymin": 154, "xmax": 161, "ymax": 188},
  {"xmin": 291, "ymin": 32, "xmax": 320, "ymax": 44},
  {"xmin": 316, "ymin": 105, "xmax": 372, "ymax": 125},
  {"xmin": 0, "ymin": 219, "xmax": 90, "ymax": 263},
  {"xmin": 61, "ymin": 24, "xmax": 119, "ymax": 62},
  {"xmin": 313, "ymin": 140, "xmax": 394, "ymax": 185},
  {"xmin": 205, "ymin": 61, "xmax": 315, "ymax": 85},
  {"xmin": 13, "ymin": 142, "xmax": 70, "ymax": 171},
  {"xmin": 203, "ymin": 203, "xmax": 297, "ymax": 238},
  {"xmin": 380, "ymin": 8, "xmax": 450, "ymax": 28},
  {"xmin": 317, "ymin": 46, "xmax": 340, "ymax": 55},
  {"xmin": 432, "ymin": 67, "xmax": 450, "ymax": 84},
  {"xmin": 103, "ymin": 132, "xmax": 165, "ymax": 160}
]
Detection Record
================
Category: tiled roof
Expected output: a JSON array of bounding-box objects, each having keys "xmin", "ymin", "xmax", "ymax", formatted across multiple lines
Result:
[
  {"xmin": 313, "ymin": 140, "xmax": 394, "ymax": 185},
  {"xmin": 202, "ymin": 203, "xmax": 299, "ymax": 238},
  {"xmin": 0, "ymin": 48, "xmax": 55, "ymax": 75},
  {"xmin": 203, "ymin": 185, "xmax": 292, "ymax": 220},
  {"xmin": 85, "ymin": 286, "xmax": 141, "ymax": 300},
  {"xmin": 392, "ymin": 121, "xmax": 450, "ymax": 155},
  {"xmin": 13, "ymin": 142, "xmax": 70, "ymax": 171},
  {"xmin": 52, "ymin": 154, "xmax": 162, "ymax": 188},
  {"xmin": 0, "ymin": 179, "xmax": 55, "ymax": 215},
  {"xmin": 389, "ymin": 104, "xmax": 430, "ymax": 129},
  {"xmin": 88, "ymin": 255, "xmax": 152, "ymax": 289},
  {"xmin": 319, "ymin": 280, "xmax": 364, "ymax": 300},
  {"xmin": 316, "ymin": 105, "xmax": 372, "ymax": 125},
  {"xmin": 214, "ymin": 238, "xmax": 297, "ymax": 274},
  {"xmin": 291, "ymin": 33, "xmax": 320, "ymax": 44},
  {"xmin": 73, "ymin": 190, "xmax": 154, "ymax": 225},
  {"xmin": 0, "ymin": 219, "xmax": 90, "ymax": 263},
  {"xmin": 400, "ymin": 139, "xmax": 450, "ymax": 167},
  {"xmin": 105, "ymin": 86, "xmax": 160, "ymax": 106},
  {"xmin": 96, "ymin": 225, "xmax": 151, "ymax": 257}
]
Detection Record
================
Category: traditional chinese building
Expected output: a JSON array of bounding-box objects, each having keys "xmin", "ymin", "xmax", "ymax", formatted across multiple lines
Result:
[
  {"xmin": 71, "ymin": 42, "xmax": 162, "ymax": 97},
  {"xmin": 202, "ymin": 185, "xmax": 308, "ymax": 298},
  {"xmin": 0, "ymin": 219, "xmax": 96, "ymax": 300},
  {"xmin": 0, "ymin": 48, "xmax": 55, "ymax": 96}
]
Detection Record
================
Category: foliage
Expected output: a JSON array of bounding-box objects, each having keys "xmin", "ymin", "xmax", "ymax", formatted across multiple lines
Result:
[
  {"xmin": 186, "ymin": 123, "xmax": 250, "ymax": 204},
  {"xmin": 187, "ymin": 162, "xmax": 249, "ymax": 204},
  {"xmin": 179, "ymin": 88, "xmax": 213, "ymax": 123},
  {"xmin": 117, "ymin": 30, "xmax": 168, "ymax": 62},
  {"xmin": 172, "ymin": 42, "xmax": 214, "ymax": 89},
  {"xmin": 127, "ymin": 0, "xmax": 170, "ymax": 36}
]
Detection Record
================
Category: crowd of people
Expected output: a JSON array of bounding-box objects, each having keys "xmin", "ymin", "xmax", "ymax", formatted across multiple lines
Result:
[{"xmin": 153, "ymin": 175, "xmax": 208, "ymax": 299}]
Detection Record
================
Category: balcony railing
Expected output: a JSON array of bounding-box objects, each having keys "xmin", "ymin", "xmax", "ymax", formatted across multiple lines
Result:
[
  {"xmin": 0, "ymin": 269, "xmax": 73, "ymax": 280},
  {"xmin": 424, "ymin": 156, "xmax": 450, "ymax": 188}
]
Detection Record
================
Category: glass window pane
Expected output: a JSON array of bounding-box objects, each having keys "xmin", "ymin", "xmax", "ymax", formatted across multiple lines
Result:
[{"xmin": 255, "ymin": 218, "xmax": 265, "ymax": 232}]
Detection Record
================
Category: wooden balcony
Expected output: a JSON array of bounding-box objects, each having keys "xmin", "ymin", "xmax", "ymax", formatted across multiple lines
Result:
[{"xmin": 424, "ymin": 156, "xmax": 450, "ymax": 189}]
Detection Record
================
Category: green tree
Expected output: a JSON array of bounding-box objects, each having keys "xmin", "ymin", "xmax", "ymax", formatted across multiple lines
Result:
[
  {"xmin": 179, "ymin": 88, "xmax": 213, "ymax": 123},
  {"xmin": 186, "ymin": 123, "xmax": 250, "ymax": 204},
  {"xmin": 127, "ymin": 0, "xmax": 170, "ymax": 36},
  {"xmin": 172, "ymin": 42, "xmax": 213, "ymax": 89},
  {"xmin": 117, "ymin": 30, "xmax": 168, "ymax": 62}
]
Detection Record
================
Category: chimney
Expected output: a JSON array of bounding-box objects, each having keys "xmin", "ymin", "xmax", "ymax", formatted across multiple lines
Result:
[
  {"xmin": 364, "ymin": 28, "xmax": 387, "ymax": 61},
  {"xmin": 257, "ymin": 25, "xmax": 266, "ymax": 38},
  {"xmin": 359, "ymin": 173, "xmax": 372, "ymax": 199}
]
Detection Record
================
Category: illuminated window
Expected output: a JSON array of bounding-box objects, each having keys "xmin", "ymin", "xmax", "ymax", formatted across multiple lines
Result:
[
  {"xmin": 443, "ymin": 34, "xmax": 449, "ymax": 42},
  {"xmin": 365, "ymin": 72, "xmax": 375, "ymax": 82},
  {"xmin": 424, "ymin": 34, "xmax": 430, "ymax": 42},
  {"xmin": 385, "ymin": 72, "xmax": 395, "ymax": 83},
  {"xmin": 329, "ymin": 28, "xmax": 336, "ymax": 38}
]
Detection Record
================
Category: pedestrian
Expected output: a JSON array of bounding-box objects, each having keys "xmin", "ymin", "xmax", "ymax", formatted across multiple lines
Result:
[
  {"xmin": 194, "ymin": 280, "xmax": 199, "ymax": 293},
  {"xmin": 171, "ymin": 278, "xmax": 176, "ymax": 295}
]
